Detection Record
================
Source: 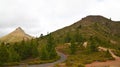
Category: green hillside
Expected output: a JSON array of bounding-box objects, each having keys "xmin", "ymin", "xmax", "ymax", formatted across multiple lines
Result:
[
  {"xmin": 50, "ymin": 15, "xmax": 120, "ymax": 46},
  {"xmin": 48, "ymin": 15, "xmax": 120, "ymax": 67}
]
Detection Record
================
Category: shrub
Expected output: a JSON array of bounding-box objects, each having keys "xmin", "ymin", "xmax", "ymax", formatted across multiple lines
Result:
[{"xmin": 77, "ymin": 63, "xmax": 85, "ymax": 67}]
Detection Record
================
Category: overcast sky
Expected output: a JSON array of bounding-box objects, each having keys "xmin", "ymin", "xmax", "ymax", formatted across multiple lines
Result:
[{"xmin": 0, "ymin": 0, "xmax": 120, "ymax": 37}]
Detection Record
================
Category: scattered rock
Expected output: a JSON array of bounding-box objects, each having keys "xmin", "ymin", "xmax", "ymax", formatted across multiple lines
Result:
[
  {"xmin": 98, "ymin": 46, "xmax": 108, "ymax": 51},
  {"xmin": 83, "ymin": 41, "xmax": 88, "ymax": 48}
]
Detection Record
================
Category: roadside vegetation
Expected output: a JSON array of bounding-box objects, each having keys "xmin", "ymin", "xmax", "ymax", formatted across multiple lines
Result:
[{"xmin": 0, "ymin": 33, "xmax": 59, "ymax": 66}]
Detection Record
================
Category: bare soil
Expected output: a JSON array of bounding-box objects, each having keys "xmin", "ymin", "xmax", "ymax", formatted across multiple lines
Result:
[
  {"xmin": 86, "ymin": 49, "xmax": 120, "ymax": 67},
  {"xmin": 85, "ymin": 59, "xmax": 120, "ymax": 67}
]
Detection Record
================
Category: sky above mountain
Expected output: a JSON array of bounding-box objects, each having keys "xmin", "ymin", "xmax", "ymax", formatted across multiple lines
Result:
[{"xmin": 0, "ymin": 0, "xmax": 120, "ymax": 37}]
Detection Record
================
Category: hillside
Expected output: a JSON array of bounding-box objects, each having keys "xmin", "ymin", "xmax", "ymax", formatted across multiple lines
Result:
[
  {"xmin": 51, "ymin": 15, "xmax": 120, "ymax": 46},
  {"xmin": 0, "ymin": 27, "xmax": 33, "ymax": 43},
  {"xmin": 52, "ymin": 15, "xmax": 120, "ymax": 67}
]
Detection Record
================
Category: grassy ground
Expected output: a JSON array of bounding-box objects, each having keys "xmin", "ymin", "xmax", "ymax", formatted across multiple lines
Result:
[{"xmin": 56, "ymin": 44, "xmax": 114, "ymax": 67}]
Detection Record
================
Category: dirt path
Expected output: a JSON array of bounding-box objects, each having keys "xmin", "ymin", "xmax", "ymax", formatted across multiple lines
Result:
[
  {"xmin": 108, "ymin": 49, "xmax": 120, "ymax": 60},
  {"xmin": 86, "ymin": 48, "xmax": 120, "ymax": 67},
  {"xmin": 10, "ymin": 52, "xmax": 67, "ymax": 67}
]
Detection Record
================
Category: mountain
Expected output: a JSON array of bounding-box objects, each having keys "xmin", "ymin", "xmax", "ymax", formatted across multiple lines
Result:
[
  {"xmin": 47, "ymin": 15, "xmax": 120, "ymax": 67},
  {"xmin": 0, "ymin": 27, "xmax": 33, "ymax": 43},
  {"xmin": 50, "ymin": 15, "xmax": 120, "ymax": 46}
]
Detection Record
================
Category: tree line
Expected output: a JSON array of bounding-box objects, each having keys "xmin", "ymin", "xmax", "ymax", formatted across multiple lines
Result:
[
  {"xmin": 0, "ymin": 34, "xmax": 57, "ymax": 66},
  {"xmin": 0, "ymin": 39, "xmax": 39, "ymax": 65}
]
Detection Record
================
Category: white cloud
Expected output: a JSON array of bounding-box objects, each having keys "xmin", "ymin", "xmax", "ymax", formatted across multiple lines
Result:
[{"xmin": 0, "ymin": 0, "xmax": 120, "ymax": 37}]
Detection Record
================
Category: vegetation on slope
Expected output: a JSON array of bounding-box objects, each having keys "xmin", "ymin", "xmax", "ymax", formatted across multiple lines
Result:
[
  {"xmin": 0, "ymin": 34, "xmax": 58, "ymax": 66},
  {"xmin": 52, "ymin": 15, "xmax": 120, "ymax": 67},
  {"xmin": 56, "ymin": 35, "xmax": 115, "ymax": 67}
]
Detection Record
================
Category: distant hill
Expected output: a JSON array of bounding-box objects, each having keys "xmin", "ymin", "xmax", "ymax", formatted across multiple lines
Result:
[
  {"xmin": 50, "ymin": 15, "xmax": 120, "ymax": 46},
  {"xmin": 0, "ymin": 27, "xmax": 33, "ymax": 43}
]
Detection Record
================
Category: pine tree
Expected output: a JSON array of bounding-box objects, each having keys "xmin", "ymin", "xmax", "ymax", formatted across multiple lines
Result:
[
  {"xmin": 65, "ymin": 33, "xmax": 71, "ymax": 43},
  {"xmin": 0, "ymin": 44, "xmax": 9, "ymax": 65},
  {"xmin": 46, "ymin": 34, "xmax": 57, "ymax": 59},
  {"xmin": 40, "ymin": 34, "xmax": 44, "ymax": 39},
  {"xmin": 69, "ymin": 41, "xmax": 77, "ymax": 54},
  {"xmin": 30, "ymin": 39, "xmax": 39, "ymax": 58},
  {"xmin": 8, "ymin": 47, "xmax": 20, "ymax": 62},
  {"xmin": 39, "ymin": 44, "xmax": 49, "ymax": 60},
  {"xmin": 89, "ymin": 37, "xmax": 98, "ymax": 52}
]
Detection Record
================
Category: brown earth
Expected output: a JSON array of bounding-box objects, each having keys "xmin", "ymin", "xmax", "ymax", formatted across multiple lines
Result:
[
  {"xmin": 85, "ymin": 59, "xmax": 120, "ymax": 67},
  {"xmin": 86, "ymin": 48, "xmax": 120, "ymax": 67}
]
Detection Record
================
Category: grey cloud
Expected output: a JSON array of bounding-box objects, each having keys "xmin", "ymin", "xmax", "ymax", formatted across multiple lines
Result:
[{"xmin": 0, "ymin": 0, "xmax": 120, "ymax": 37}]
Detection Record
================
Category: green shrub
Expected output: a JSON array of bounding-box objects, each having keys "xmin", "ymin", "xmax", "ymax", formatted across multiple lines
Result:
[{"xmin": 77, "ymin": 63, "xmax": 85, "ymax": 67}]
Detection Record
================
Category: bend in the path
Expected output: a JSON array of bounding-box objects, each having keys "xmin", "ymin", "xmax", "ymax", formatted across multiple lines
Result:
[
  {"xmin": 86, "ymin": 47, "xmax": 120, "ymax": 67},
  {"xmin": 108, "ymin": 49, "xmax": 120, "ymax": 60},
  {"xmin": 98, "ymin": 46, "xmax": 120, "ymax": 60},
  {"xmin": 11, "ymin": 51, "xmax": 67, "ymax": 67}
]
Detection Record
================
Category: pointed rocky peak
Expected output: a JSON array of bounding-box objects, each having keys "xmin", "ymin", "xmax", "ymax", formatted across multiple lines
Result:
[
  {"xmin": 16, "ymin": 27, "xmax": 23, "ymax": 30},
  {"xmin": 13, "ymin": 27, "xmax": 25, "ymax": 34},
  {"xmin": 0, "ymin": 27, "xmax": 33, "ymax": 43},
  {"xmin": 15, "ymin": 27, "xmax": 24, "ymax": 31}
]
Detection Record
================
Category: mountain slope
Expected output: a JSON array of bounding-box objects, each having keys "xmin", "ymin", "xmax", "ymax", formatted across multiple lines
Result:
[
  {"xmin": 0, "ymin": 27, "xmax": 33, "ymax": 43},
  {"xmin": 50, "ymin": 15, "xmax": 120, "ymax": 67},
  {"xmin": 51, "ymin": 15, "xmax": 120, "ymax": 46}
]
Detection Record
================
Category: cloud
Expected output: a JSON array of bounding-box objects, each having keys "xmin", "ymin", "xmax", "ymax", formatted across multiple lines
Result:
[{"xmin": 0, "ymin": 0, "xmax": 120, "ymax": 37}]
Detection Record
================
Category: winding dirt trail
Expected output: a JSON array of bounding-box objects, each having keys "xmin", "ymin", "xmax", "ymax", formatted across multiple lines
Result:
[
  {"xmin": 86, "ymin": 48, "xmax": 120, "ymax": 67},
  {"xmin": 10, "ymin": 51, "xmax": 67, "ymax": 67}
]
